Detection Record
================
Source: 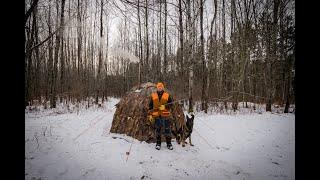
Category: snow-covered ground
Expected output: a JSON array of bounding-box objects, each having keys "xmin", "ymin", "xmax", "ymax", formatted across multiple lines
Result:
[{"xmin": 25, "ymin": 98, "xmax": 295, "ymax": 180}]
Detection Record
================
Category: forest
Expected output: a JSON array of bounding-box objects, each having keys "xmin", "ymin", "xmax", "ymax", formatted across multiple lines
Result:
[{"xmin": 25, "ymin": 0, "xmax": 295, "ymax": 113}]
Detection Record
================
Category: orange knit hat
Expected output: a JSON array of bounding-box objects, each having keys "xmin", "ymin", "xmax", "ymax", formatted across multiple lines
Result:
[{"xmin": 156, "ymin": 82, "xmax": 164, "ymax": 90}]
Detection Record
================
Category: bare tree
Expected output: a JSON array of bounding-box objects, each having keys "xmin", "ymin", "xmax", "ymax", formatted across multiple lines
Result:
[
  {"xmin": 25, "ymin": 0, "xmax": 39, "ymax": 26},
  {"xmin": 200, "ymin": 0, "xmax": 207, "ymax": 112},
  {"xmin": 178, "ymin": 0, "xmax": 184, "ymax": 77},
  {"xmin": 60, "ymin": 0, "xmax": 66, "ymax": 103},
  {"xmin": 137, "ymin": 0, "xmax": 143, "ymax": 85},
  {"xmin": 51, "ymin": 0, "xmax": 66, "ymax": 108},
  {"xmin": 266, "ymin": 0, "xmax": 280, "ymax": 111},
  {"xmin": 163, "ymin": 0, "xmax": 167, "ymax": 75},
  {"xmin": 186, "ymin": 0, "xmax": 194, "ymax": 113},
  {"xmin": 145, "ymin": 0, "xmax": 149, "ymax": 79}
]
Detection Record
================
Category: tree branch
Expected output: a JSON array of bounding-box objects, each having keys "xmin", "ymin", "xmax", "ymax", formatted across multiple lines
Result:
[
  {"xmin": 25, "ymin": 0, "xmax": 39, "ymax": 26},
  {"xmin": 27, "ymin": 12, "xmax": 77, "ymax": 52},
  {"xmin": 28, "ymin": 28, "xmax": 58, "ymax": 52}
]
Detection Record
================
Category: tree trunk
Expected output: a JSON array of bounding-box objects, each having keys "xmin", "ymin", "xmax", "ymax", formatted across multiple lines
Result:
[
  {"xmin": 59, "ymin": 0, "xmax": 66, "ymax": 103},
  {"xmin": 266, "ymin": 0, "xmax": 280, "ymax": 112},
  {"xmin": 96, "ymin": 0, "xmax": 104, "ymax": 105},
  {"xmin": 178, "ymin": 0, "xmax": 184, "ymax": 77},
  {"xmin": 77, "ymin": 0, "xmax": 83, "ymax": 102},
  {"xmin": 163, "ymin": 0, "xmax": 167, "ymax": 75},
  {"xmin": 158, "ymin": 1, "xmax": 162, "ymax": 81},
  {"xmin": 284, "ymin": 71, "xmax": 290, "ymax": 113},
  {"xmin": 104, "ymin": 16, "xmax": 109, "ymax": 102},
  {"xmin": 145, "ymin": 0, "xmax": 149, "ymax": 79},
  {"xmin": 186, "ymin": 0, "xmax": 194, "ymax": 113},
  {"xmin": 47, "ymin": 1, "xmax": 54, "ymax": 108},
  {"xmin": 200, "ymin": 0, "xmax": 207, "ymax": 112},
  {"xmin": 52, "ymin": 0, "xmax": 66, "ymax": 108},
  {"xmin": 25, "ymin": 1, "xmax": 37, "ymax": 107},
  {"xmin": 137, "ymin": 0, "xmax": 143, "ymax": 83}
]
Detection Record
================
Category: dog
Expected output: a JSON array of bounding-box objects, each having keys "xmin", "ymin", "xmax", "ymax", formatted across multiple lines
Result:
[{"xmin": 172, "ymin": 114, "xmax": 194, "ymax": 147}]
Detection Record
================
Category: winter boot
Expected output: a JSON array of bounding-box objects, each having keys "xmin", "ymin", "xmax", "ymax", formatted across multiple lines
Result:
[
  {"xmin": 155, "ymin": 136, "xmax": 161, "ymax": 150},
  {"xmin": 166, "ymin": 136, "xmax": 173, "ymax": 150}
]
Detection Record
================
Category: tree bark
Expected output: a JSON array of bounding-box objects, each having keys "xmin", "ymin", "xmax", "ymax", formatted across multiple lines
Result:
[
  {"xmin": 178, "ymin": 0, "xmax": 184, "ymax": 77},
  {"xmin": 96, "ymin": 0, "xmax": 104, "ymax": 105},
  {"xmin": 145, "ymin": 0, "xmax": 149, "ymax": 79},
  {"xmin": 137, "ymin": 0, "xmax": 143, "ymax": 84},
  {"xmin": 77, "ymin": 0, "xmax": 83, "ymax": 100},
  {"xmin": 51, "ymin": 0, "xmax": 66, "ymax": 108},
  {"xmin": 186, "ymin": 0, "xmax": 194, "ymax": 113},
  {"xmin": 266, "ymin": 0, "xmax": 280, "ymax": 111},
  {"xmin": 25, "ymin": 0, "xmax": 39, "ymax": 107},
  {"xmin": 60, "ymin": 0, "xmax": 66, "ymax": 103},
  {"xmin": 25, "ymin": 0, "xmax": 39, "ymax": 26},
  {"xmin": 47, "ymin": 1, "xmax": 54, "ymax": 108},
  {"xmin": 163, "ymin": 0, "xmax": 167, "ymax": 75},
  {"xmin": 200, "ymin": 0, "xmax": 207, "ymax": 112}
]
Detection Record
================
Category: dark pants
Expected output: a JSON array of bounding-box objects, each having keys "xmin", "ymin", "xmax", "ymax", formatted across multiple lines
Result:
[{"xmin": 155, "ymin": 117, "xmax": 172, "ymax": 144}]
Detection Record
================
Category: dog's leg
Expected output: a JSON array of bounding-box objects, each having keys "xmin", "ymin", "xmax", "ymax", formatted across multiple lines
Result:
[
  {"xmin": 184, "ymin": 136, "xmax": 188, "ymax": 144},
  {"xmin": 181, "ymin": 131, "xmax": 185, "ymax": 147},
  {"xmin": 182, "ymin": 136, "xmax": 185, "ymax": 147},
  {"xmin": 189, "ymin": 135, "xmax": 194, "ymax": 146},
  {"xmin": 177, "ymin": 135, "xmax": 181, "ymax": 144}
]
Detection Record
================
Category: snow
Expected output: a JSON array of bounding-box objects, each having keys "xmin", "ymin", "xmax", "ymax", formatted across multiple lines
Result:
[{"xmin": 25, "ymin": 98, "xmax": 295, "ymax": 180}]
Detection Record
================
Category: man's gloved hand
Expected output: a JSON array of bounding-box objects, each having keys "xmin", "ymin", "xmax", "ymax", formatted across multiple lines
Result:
[
  {"xmin": 159, "ymin": 105, "xmax": 165, "ymax": 111},
  {"xmin": 148, "ymin": 115, "xmax": 154, "ymax": 124}
]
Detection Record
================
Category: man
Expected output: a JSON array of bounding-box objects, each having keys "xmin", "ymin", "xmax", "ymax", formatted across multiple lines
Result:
[{"xmin": 148, "ymin": 82, "xmax": 174, "ymax": 150}]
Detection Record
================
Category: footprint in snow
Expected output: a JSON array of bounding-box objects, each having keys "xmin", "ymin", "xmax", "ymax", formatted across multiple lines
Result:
[
  {"xmin": 31, "ymin": 177, "xmax": 41, "ymax": 180},
  {"xmin": 82, "ymin": 168, "xmax": 96, "ymax": 176},
  {"xmin": 140, "ymin": 175, "xmax": 151, "ymax": 179},
  {"xmin": 27, "ymin": 156, "xmax": 34, "ymax": 160},
  {"xmin": 58, "ymin": 168, "xmax": 68, "ymax": 176},
  {"xmin": 221, "ymin": 147, "xmax": 230, "ymax": 151},
  {"xmin": 268, "ymin": 174, "xmax": 288, "ymax": 178},
  {"xmin": 272, "ymin": 161, "xmax": 280, "ymax": 165},
  {"xmin": 216, "ymin": 146, "xmax": 230, "ymax": 152},
  {"xmin": 234, "ymin": 170, "xmax": 240, "ymax": 175},
  {"xmin": 152, "ymin": 159, "xmax": 159, "ymax": 164}
]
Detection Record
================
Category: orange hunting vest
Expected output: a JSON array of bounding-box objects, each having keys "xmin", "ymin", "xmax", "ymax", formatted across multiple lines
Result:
[{"xmin": 151, "ymin": 92, "xmax": 171, "ymax": 118}]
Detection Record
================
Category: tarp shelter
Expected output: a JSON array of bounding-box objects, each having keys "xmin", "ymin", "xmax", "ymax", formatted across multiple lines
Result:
[{"xmin": 110, "ymin": 82, "xmax": 186, "ymax": 143}]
